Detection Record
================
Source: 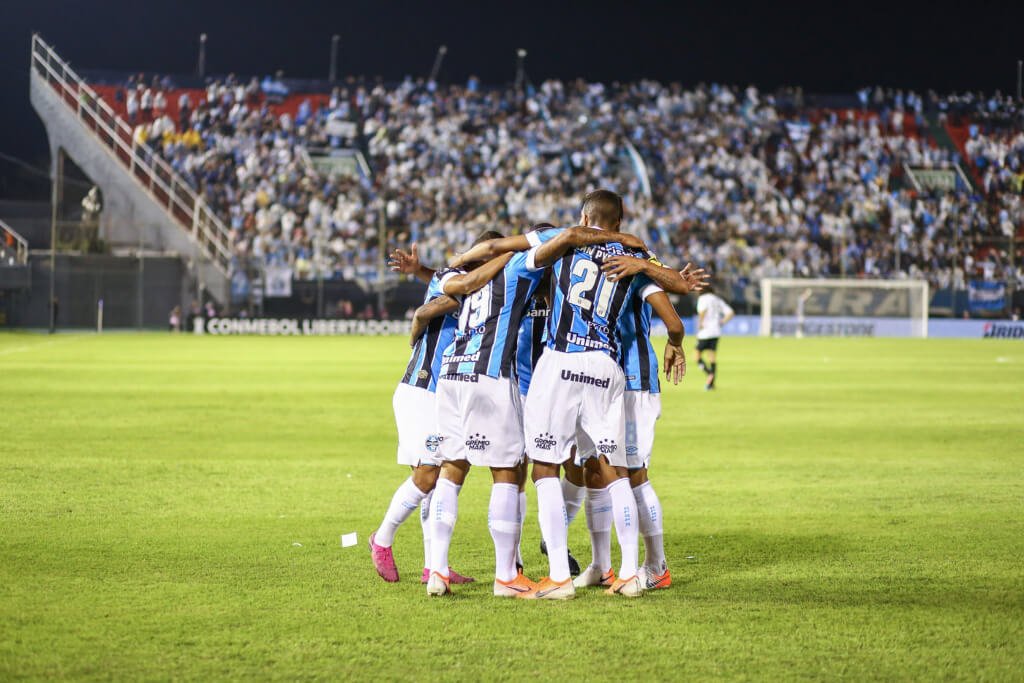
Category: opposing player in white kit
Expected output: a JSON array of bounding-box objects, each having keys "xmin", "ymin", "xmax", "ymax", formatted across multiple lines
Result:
[
  {"xmin": 695, "ymin": 283, "xmax": 735, "ymax": 391},
  {"xmin": 421, "ymin": 226, "xmax": 640, "ymax": 597},
  {"xmin": 367, "ymin": 232, "xmax": 504, "ymax": 584}
]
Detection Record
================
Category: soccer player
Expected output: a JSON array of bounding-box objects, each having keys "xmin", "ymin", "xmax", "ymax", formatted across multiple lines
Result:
[
  {"xmin": 522, "ymin": 190, "xmax": 673, "ymax": 599},
  {"xmin": 423, "ymin": 225, "xmax": 642, "ymax": 598},
  {"xmin": 695, "ymin": 283, "xmax": 735, "ymax": 391},
  {"xmin": 574, "ymin": 254, "xmax": 695, "ymax": 591},
  {"xmin": 367, "ymin": 232, "xmax": 503, "ymax": 584}
]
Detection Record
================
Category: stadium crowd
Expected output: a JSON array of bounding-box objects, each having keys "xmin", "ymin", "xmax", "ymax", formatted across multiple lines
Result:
[{"xmin": 119, "ymin": 74, "xmax": 1024, "ymax": 295}]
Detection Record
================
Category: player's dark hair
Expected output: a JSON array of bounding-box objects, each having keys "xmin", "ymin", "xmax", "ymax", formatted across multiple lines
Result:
[
  {"xmin": 581, "ymin": 190, "xmax": 623, "ymax": 228},
  {"xmin": 473, "ymin": 230, "xmax": 504, "ymax": 245},
  {"xmin": 525, "ymin": 222, "xmax": 556, "ymax": 233}
]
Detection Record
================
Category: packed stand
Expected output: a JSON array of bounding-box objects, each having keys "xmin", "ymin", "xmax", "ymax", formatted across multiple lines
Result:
[{"xmin": 117, "ymin": 74, "xmax": 1024, "ymax": 296}]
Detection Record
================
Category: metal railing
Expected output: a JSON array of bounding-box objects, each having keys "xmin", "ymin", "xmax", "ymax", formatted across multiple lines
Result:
[
  {"xmin": 0, "ymin": 218, "xmax": 29, "ymax": 265},
  {"xmin": 29, "ymin": 35, "xmax": 232, "ymax": 275}
]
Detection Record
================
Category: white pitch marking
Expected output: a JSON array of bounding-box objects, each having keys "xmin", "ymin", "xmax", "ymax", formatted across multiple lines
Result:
[{"xmin": 0, "ymin": 337, "xmax": 71, "ymax": 357}]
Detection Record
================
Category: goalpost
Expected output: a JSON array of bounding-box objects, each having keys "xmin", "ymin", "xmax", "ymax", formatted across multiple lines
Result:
[{"xmin": 760, "ymin": 279, "xmax": 929, "ymax": 338}]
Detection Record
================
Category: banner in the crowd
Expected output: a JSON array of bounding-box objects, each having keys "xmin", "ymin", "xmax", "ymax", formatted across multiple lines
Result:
[
  {"xmin": 907, "ymin": 167, "xmax": 958, "ymax": 191},
  {"xmin": 968, "ymin": 280, "xmax": 1006, "ymax": 312},
  {"xmin": 194, "ymin": 317, "xmax": 412, "ymax": 336},
  {"xmin": 263, "ymin": 266, "xmax": 293, "ymax": 298}
]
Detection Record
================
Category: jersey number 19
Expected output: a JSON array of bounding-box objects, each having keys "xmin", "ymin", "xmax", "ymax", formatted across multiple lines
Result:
[{"xmin": 460, "ymin": 283, "xmax": 492, "ymax": 330}]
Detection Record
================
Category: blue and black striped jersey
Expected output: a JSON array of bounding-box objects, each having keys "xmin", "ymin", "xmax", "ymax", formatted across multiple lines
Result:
[
  {"xmin": 440, "ymin": 250, "xmax": 547, "ymax": 379},
  {"xmin": 546, "ymin": 238, "xmax": 653, "ymax": 358},
  {"xmin": 515, "ymin": 292, "xmax": 549, "ymax": 396},
  {"xmin": 617, "ymin": 277, "xmax": 664, "ymax": 393},
  {"xmin": 400, "ymin": 269, "xmax": 460, "ymax": 392}
]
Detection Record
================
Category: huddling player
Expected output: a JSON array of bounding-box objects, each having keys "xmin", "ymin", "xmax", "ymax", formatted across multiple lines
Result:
[{"xmin": 368, "ymin": 231, "xmax": 504, "ymax": 584}]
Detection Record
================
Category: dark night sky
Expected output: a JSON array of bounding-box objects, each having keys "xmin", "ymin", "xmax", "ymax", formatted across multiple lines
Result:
[{"xmin": 1, "ymin": 0, "xmax": 1022, "ymax": 197}]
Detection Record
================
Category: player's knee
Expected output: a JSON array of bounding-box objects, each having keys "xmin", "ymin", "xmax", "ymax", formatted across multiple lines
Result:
[
  {"xmin": 563, "ymin": 459, "xmax": 584, "ymax": 486},
  {"xmin": 491, "ymin": 466, "xmax": 519, "ymax": 484},
  {"xmin": 583, "ymin": 466, "xmax": 605, "ymax": 489},
  {"xmin": 441, "ymin": 460, "xmax": 470, "ymax": 486},
  {"xmin": 531, "ymin": 461, "xmax": 559, "ymax": 482},
  {"xmin": 412, "ymin": 464, "xmax": 440, "ymax": 492},
  {"xmin": 628, "ymin": 468, "xmax": 648, "ymax": 487}
]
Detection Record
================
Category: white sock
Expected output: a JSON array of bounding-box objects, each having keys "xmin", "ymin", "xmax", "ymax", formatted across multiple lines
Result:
[
  {"xmin": 562, "ymin": 479, "xmax": 586, "ymax": 527},
  {"xmin": 585, "ymin": 486, "xmax": 613, "ymax": 572},
  {"xmin": 375, "ymin": 477, "xmax": 427, "ymax": 547},
  {"xmin": 488, "ymin": 483, "xmax": 521, "ymax": 583},
  {"xmin": 608, "ymin": 477, "xmax": 640, "ymax": 579},
  {"xmin": 515, "ymin": 490, "xmax": 527, "ymax": 567},
  {"xmin": 420, "ymin": 489, "xmax": 433, "ymax": 570},
  {"xmin": 428, "ymin": 478, "xmax": 461, "ymax": 576},
  {"xmin": 535, "ymin": 477, "xmax": 570, "ymax": 582},
  {"xmin": 633, "ymin": 481, "xmax": 666, "ymax": 572}
]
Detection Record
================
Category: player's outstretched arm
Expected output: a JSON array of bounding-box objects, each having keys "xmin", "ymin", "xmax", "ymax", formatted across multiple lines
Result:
[
  {"xmin": 410, "ymin": 295, "xmax": 459, "ymax": 346},
  {"xmin": 388, "ymin": 243, "xmax": 434, "ymax": 284},
  {"xmin": 647, "ymin": 292, "xmax": 686, "ymax": 384},
  {"xmin": 602, "ymin": 257, "xmax": 709, "ymax": 295},
  {"xmin": 531, "ymin": 228, "xmax": 648, "ymax": 269},
  {"xmin": 441, "ymin": 253, "xmax": 514, "ymax": 296},
  {"xmin": 449, "ymin": 235, "xmax": 532, "ymax": 269}
]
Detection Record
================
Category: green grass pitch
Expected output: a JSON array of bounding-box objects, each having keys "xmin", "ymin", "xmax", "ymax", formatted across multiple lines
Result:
[{"xmin": 1, "ymin": 332, "xmax": 1022, "ymax": 680}]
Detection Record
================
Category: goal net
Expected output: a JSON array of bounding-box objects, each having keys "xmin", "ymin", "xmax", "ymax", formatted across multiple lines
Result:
[{"xmin": 760, "ymin": 279, "xmax": 929, "ymax": 338}]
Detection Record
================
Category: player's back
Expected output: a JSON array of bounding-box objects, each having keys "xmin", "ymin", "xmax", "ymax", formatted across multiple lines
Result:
[
  {"xmin": 617, "ymin": 284, "xmax": 660, "ymax": 393},
  {"xmin": 441, "ymin": 251, "xmax": 543, "ymax": 378},
  {"xmin": 516, "ymin": 292, "xmax": 549, "ymax": 396},
  {"xmin": 402, "ymin": 272, "xmax": 459, "ymax": 391},
  {"xmin": 547, "ymin": 241, "xmax": 649, "ymax": 358}
]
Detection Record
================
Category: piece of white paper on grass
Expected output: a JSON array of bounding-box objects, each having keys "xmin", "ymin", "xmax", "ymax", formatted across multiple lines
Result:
[{"xmin": 341, "ymin": 532, "xmax": 358, "ymax": 548}]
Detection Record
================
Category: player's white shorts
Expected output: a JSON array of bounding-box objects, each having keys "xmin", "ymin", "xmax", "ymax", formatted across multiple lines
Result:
[
  {"xmin": 393, "ymin": 383, "xmax": 443, "ymax": 467},
  {"xmin": 435, "ymin": 373, "xmax": 524, "ymax": 468},
  {"xmin": 625, "ymin": 390, "xmax": 660, "ymax": 469},
  {"xmin": 524, "ymin": 349, "xmax": 626, "ymax": 468},
  {"xmin": 578, "ymin": 390, "xmax": 661, "ymax": 469}
]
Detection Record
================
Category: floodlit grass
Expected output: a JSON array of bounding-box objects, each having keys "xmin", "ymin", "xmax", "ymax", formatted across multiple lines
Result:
[{"xmin": 1, "ymin": 332, "xmax": 1022, "ymax": 680}]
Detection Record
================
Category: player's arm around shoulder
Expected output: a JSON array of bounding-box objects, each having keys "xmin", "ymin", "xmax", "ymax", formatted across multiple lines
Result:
[
  {"xmin": 603, "ymin": 254, "xmax": 709, "ymax": 295},
  {"xmin": 449, "ymin": 234, "xmax": 534, "ymax": 269},
  {"xmin": 440, "ymin": 253, "xmax": 514, "ymax": 297},
  {"xmin": 529, "ymin": 226, "xmax": 638, "ymax": 269}
]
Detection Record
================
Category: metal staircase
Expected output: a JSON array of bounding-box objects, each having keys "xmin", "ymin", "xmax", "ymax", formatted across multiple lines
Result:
[{"xmin": 28, "ymin": 35, "xmax": 233, "ymax": 302}]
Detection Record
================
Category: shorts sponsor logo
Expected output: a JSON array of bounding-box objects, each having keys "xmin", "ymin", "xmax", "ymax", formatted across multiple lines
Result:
[
  {"xmin": 596, "ymin": 438, "xmax": 618, "ymax": 455},
  {"xmin": 565, "ymin": 331, "xmax": 612, "ymax": 352},
  {"xmin": 983, "ymin": 322, "xmax": 1024, "ymax": 339},
  {"xmin": 440, "ymin": 373, "xmax": 479, "ymax": 383},
  {"xmin": 446, "ymin": 352, "xmax": 481, "ymax": 363},
  {"xmin": 466, "ymin": 433, "xmax": 491, "ymax": 451},
  {"xmin": 560, "ymin": 369, "xmax": 611, "ymax": 388},
  {"xmin": 533, "ymin": 432, "xmax": 557, "ymax": 450},
  {"xmin": 425, "ymin": 435, "xmax": 441, "ymax": 452},
  {"xmin": 626, "ymin": 445, "xmax": 638, "ymax": 456}
]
